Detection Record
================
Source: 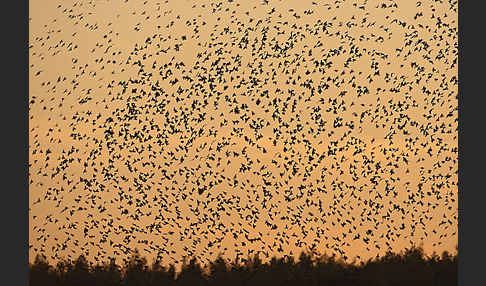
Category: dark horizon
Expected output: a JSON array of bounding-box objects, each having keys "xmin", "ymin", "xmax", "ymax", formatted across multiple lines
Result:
[{"xmin": 29, "ymin": 245, "xmax": 457, "ymax": 286}]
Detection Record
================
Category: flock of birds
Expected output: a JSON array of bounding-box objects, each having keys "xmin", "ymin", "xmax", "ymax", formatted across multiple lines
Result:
[{"xmin": 29, "ymin": 0, "xmax": 458, "ymax": 268}]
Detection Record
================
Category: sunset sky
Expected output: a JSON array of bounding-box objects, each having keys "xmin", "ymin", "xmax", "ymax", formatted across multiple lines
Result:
[{"xmin": 29, "ymin": 0, "xmax": 458, "ymax": 269}]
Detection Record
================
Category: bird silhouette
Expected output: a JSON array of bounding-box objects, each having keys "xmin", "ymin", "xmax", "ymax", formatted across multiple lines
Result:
[{"xmin": 29, "ymin": 0, "xmax": 457, "ymax": 270}]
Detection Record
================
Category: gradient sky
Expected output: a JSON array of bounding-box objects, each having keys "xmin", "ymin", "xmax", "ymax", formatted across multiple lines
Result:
[{"xmin": 29, "ymin": 0, "xmax": 457, "ymax": 269}]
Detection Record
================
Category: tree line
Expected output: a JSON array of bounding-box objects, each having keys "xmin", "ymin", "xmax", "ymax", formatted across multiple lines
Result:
[{"xmin": 29, "ymin": 246, "xmax": 457, "ymax": 286}]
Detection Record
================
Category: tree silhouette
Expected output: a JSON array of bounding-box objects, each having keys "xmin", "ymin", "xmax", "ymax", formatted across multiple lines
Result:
[
  {"xmin": 30, "ymin": 254, "xmax": 57, "ymax": 286},
  {"xmin": 91, "ymin": 258, "xmax": 122, "ymax": 286},
  {"xmin": 149, "ymin": 258, "xmax": 176, "ymax": 286},
  {"xmin": 29, "ymin": 246, "xmax": 458, "ymax": 286},
  {"xmin": 207, "ymin": 254, "xmax": 231, "ymax": 286},
  {"xmin": 124, "ymin": 249, "xmax": 150, "ymax": 286},
  {"xmin": 63, "ymin": 254, "xmax": 94, "ymax": 286},
  {"xmin": 177, "ymin": 257, "xmax": 207, "ymax": 286}
]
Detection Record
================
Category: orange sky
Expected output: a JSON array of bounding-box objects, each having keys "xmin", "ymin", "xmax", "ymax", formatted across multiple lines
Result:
[{"xmin": 29, "ymin": 0, "xmax": 457, "ymax": 268}]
